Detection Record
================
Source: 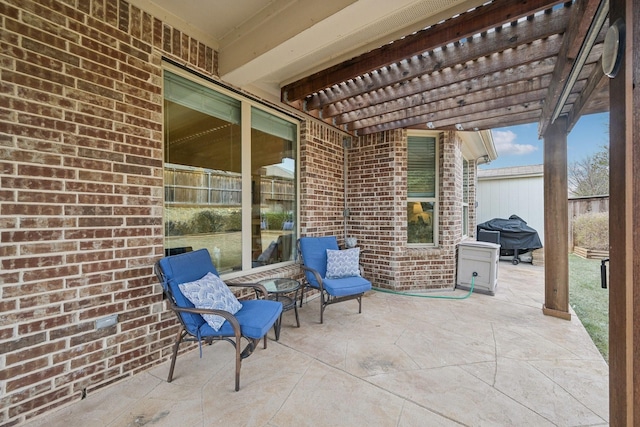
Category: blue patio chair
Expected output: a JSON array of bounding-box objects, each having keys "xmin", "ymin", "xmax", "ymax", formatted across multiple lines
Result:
[
  {"xmin": 155, "ymin": 248, "xmax": 283, "ymax": 391},
  {"xmin": 298, "ymin": 236, "xmax": 372, "ymax": 323}
]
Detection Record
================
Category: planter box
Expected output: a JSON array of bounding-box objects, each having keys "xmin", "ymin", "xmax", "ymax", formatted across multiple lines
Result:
[{"xmin": 574, "ymin": 246, "xmax": 609, "ymax": 260}]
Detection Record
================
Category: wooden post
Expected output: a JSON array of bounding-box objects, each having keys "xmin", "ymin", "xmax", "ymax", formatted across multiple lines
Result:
[
  {"xmin": 608, "ymin": 0, "xmax": 639, "ymax": 424},
  {"xmin": 542, "ymin": 115, "xmax": 571, "ymax": 320}
]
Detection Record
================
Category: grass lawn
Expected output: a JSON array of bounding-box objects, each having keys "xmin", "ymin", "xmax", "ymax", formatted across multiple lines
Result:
[{"xmin": 569, "ymin": 253, "xmax": 609, "ymax": 362}]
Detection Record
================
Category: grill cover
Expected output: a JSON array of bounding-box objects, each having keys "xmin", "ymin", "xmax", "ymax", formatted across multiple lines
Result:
[{"xmin": 477, "ymin": 215, "xmax": 542, "ymax": 251}]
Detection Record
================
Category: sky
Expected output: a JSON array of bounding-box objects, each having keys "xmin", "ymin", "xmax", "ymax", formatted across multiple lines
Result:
[{"xmin": 480, "ymin": 111, "xmax": 609, "ymax": 170}]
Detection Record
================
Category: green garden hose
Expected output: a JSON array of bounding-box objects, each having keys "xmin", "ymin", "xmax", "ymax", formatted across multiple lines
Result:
[{"xmin": 373, "ymin": 272, "xmax": 477, "ymax": 300}]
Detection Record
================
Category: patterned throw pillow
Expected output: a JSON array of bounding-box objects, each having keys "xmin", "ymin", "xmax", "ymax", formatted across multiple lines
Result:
[
  {"xmin": 178, "ymin": 272, "xmax": 243, "ymax": 331},
  {"xmin": 325, "ymin": 248, "xmax": 361, "ymax": 279}
]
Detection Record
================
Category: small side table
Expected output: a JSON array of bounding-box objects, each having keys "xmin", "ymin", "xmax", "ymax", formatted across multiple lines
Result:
[{"xmin": 258, "ymin": 278, "xmax": 301, "ymax": 340}]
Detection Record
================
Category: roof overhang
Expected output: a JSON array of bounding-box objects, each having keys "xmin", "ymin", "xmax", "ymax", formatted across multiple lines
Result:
[{"xmin": 459, "ymin": 131, "xmax": 498, "ymax": 164}]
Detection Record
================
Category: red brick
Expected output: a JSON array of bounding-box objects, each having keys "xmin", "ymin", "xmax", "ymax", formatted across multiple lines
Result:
[
  {"xmin": 66, "ymin": 272, "xmax": 116, "ymax": 289},
  {"xmin": 68, "ymin": 354, "xmax": 110, "ymax": 372},
  {"xmin": 105, "ymin": 327, "xmax": 146, "ymax": 346},
  {"xmin": 77, "ymin": 216, "xmax": 124, "ymax": 228},
  {"xmin": 6, "ymin": 364, "xmax": 66, "ymax": 392},
  {"xmin": 17, "ymin": 164, "xmax": 75, "ymax": 179},
  {"xmin": 6, "ymin": 341, "xmax": 66, "ymax": 366},
  {"xmin": 0, "ymin": 298, "xmax": 17, "ymax": 316},
  {"xmin": 68, "ymin": 322, "xmax": 119, "ymax": 346},
  {"xmin": 52, "ymin": 339, "xmax": 104, "ymax": 365},
  {"xmin": 8, "ymin": 386, "xmax": 75, "ymax": 421},
  {"xmin": 78, "ymin": 238, "xmax": 125, "ymax": 251},
  {"xmin": 22, "ymin": 265, "xmax": 80, "ymax": 283},
  {"xmin": 0, "ymin": 333, "xmax": 47, "ymax": 355},
  {"xmin": 77, "ymin": 146, "xmax": 124, "ymax": 162},
  {"xmin": 19, "ymin": 288, "xmax": 76, "ymax": 309},
  {"xmin": 63, "ymin": 294, "xmax": 113, "ymax": 312},
  {"xmin": 76, "ymin": 79, "xmax": 123, "ymax": 102},
  {"xmin": 76, "ymin": 170, "xmax": 124, "ymax": 184},
  {"xmin": 2, "ymin": 254, "xmax": 64, "ymax": 271},
  {"xmin": 0, "ymin": 356, "xmax": 49, "ymax": 380}
]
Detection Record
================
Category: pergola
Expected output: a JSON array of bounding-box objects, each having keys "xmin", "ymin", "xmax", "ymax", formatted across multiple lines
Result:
[
  {"xmin": 281, "ymin": 0, "xmax": 609, "ymax": 135},
  {"xmin": 281, "ymin": 0, "xmax": 608, "ymax": 322},
  {"xmin": 280, "ymin": 0, "xmax": 608, "ymax": 328},
  {"xmin": 139, "ymin": 0, "xmax": 638, "ymax": 423}
]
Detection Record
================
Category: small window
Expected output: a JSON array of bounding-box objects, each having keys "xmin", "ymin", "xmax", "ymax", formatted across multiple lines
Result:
[{"xmin": 407, "ymin": 134, "xmax": 438, "ymax": 245}]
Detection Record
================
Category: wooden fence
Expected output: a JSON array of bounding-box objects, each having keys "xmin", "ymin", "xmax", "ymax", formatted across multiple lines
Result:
[
  {"xmin": 568, "ymin": 195, "xmax": 609, "ymax": 256},
  {"xmin": 164, "ymin": 165, "xmax": 294, "ymax": 207}
]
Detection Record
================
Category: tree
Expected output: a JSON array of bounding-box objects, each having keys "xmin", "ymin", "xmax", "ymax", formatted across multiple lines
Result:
[{"xmin": 568, "ymin": 145, "xmax": 609, "ymax": 196}]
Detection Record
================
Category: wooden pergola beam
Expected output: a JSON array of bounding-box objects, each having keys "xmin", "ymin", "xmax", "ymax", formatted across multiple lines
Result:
[
  {"xmin": 354, "ymin": 93, "xmax": 545, "ymax": 135},
  {"xmin": 307, "ymin": 6, "xmax": 570, "ymax": 112},
  {"xmin": 538, "ymin": 0, "xmax": 604, "ymax": 136},
  {"xmin": 567, "ymin": 56, "xmax": 608, "ymax": 132},
  {"xmin": 346, "ymin": 87, "xmax": 548, "ymax": 131},
  {"xmin": 282, "ymin": 0, "xmax": 566, "ymax": 104},
  {"xmin": 337, "ymin": 75, "xmax": 552, "ymax": 127},
  {"xmin": 323, "ymin": 58, "xmax": 556, "ymax": 121},
  {"xmin": 348, "ymin": 70, "xmax": 597, "ymax": 134}
]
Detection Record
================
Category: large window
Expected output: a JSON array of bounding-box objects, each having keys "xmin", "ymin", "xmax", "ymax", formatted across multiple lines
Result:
[
  {"xmin": 407, "ymin": 134, "xmax": 438, "ymax": 245},
  {"xmin": 163, "ymin": 69, "xmax": 298, "ymax": 274}
]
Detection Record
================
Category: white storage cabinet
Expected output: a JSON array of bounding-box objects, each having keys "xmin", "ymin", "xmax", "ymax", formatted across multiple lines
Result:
[{"xmin": 456, "ymin": 240, "xmax": 500, "ymax": 295}]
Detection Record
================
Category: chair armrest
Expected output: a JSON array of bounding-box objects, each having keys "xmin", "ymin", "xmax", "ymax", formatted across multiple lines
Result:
[
  {"xmin": 171, "ymin": 304, "xmax": 241, "ymax": 332},
  {"xmin": 300, "ymin": 264, "xmax": 324, "ymax": 291},
  {"xmin": 226, "ymin": 282, "xmax": 269, "ymax": 299}
]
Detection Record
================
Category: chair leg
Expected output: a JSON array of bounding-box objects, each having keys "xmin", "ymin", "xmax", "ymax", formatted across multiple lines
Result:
[
  {"xmin": 320, "ymin": 291, "xmax": 331, "ymax": 324},
  {"xmin": 358, "ymin": 295, "xmax": 362, "ymax": 313},
  {"xmin": 294, "ymin": 301, "xmax": 300, "ymax": 327},
  {"xmin": 274, "ymin": 315, "xmax": 282, "ymax": 341},
  {"xmin": 235, "ymin": 340, "xmax": 241, "ymax": 391},
  {"xmin": 299, "ymin": 284, "xmax": 305, "ymax": 307},
  {"xmin": 167, "ymin": 329, "xmax": 185, "ymax": 383}
]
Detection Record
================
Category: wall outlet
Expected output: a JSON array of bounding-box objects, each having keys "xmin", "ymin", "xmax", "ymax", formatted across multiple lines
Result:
[{"xmin": 95, "ymin": 314, "xmax": 118, "ymax": 329}]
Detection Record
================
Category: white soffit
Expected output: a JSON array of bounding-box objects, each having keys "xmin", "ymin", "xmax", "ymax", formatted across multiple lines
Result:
[
  {"xmin": 459, "ymin": 130, "xmax": 498, "ymax": 162},
  {"xmin": 219, "ymin": 0, "xmax": 486, "ymax": 94}
]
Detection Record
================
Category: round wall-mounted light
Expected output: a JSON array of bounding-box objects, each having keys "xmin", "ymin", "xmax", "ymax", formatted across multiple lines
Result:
[{"xmin": 602, "ymin": 18, "xmax": 625, "ymax": 78}]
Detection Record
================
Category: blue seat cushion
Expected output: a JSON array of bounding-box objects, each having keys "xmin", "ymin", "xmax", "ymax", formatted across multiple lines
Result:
[
  {"xmin": 199, "ymin": 299, "xmax": 283, "ymax": 340},
  {"xmin": 321, "ymin": 276, "xmax": 372, "ymax": 297}
]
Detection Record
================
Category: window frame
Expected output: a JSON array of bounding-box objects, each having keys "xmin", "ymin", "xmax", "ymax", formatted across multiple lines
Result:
[
  {"xmin": 406, "ymin": 131, "xmax": 440, "ymax": 247},
  {"xmin": 462, "ymin": 157, "xmax": 470, "ymax": 238},
  {"xmin": 162, "ymin": 64, "xmax": 300, "ymax": 277}
]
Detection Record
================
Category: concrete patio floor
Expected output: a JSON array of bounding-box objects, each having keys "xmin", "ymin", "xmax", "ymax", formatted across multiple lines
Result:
[{"xmin": 22, "ymin": 261, "xmax": 609, "ymax": 426}]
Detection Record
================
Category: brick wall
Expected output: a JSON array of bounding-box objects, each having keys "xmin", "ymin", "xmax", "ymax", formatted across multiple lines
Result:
[
  {"xmin": 349, "ymin": 131, "xmax": 465, "ymax": 291},
  {"xmin": 347, "ymin": 129, "xmax": 404, "ymax": 287},
  {"xmin": 0, "ymin": 1, "xmax": 219, "ymax": 425},
  {"xmin": 299, "ymin": 120, "xmax": 347, "ymax": 239}
]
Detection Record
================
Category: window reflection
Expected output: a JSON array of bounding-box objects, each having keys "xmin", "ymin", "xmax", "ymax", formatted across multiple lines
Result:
[
  {"xmin": 407, "ymin": 202, "xmax": 434, "ymax": 244},
  {"xmin": 251, "ymin": 107, "xmax": 296, "ymax": 267}
]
